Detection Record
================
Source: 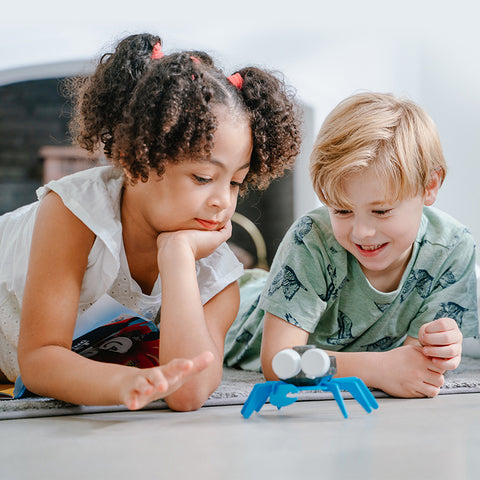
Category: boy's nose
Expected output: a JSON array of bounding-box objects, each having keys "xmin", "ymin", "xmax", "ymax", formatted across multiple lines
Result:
[{"xmin": 352, "ymin": 218, "xmax": 376, "ymax": 240}]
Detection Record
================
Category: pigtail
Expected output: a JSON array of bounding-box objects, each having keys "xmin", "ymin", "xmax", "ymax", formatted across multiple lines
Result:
[
  {"xmin": 67, "ymin": 33, "xmax": 161, "ymax": 157},
  {"xmin": 68, "ymin": 33, "xmax": 302, "ymax": 188},
  {"xmin": 112, "ymin": 52, "xmax": 220, "ymax": 182},
  {"xmin": 235, "ymin": 67, "xmax": 302, "ymax": 190}
]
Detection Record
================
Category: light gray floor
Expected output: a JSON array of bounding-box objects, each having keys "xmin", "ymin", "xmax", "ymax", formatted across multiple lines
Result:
[{"xmin": 1, "ymin": 393, "xmax": 479, "ymax": 480}]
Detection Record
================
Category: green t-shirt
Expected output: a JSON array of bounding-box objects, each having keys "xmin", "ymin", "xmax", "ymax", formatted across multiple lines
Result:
[{"xmin": 224, "ymin": 206, "xmax": 478, "ymax": 371}]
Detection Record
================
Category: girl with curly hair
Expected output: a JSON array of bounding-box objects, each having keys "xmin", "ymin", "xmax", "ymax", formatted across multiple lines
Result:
[{"xmin": 0, "ymin": 33, "xmax": 302, "ymax": 410}]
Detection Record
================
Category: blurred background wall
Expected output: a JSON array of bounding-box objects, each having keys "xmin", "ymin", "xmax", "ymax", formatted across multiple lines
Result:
[{"xmin": 1, "ymin": 0, "xmax": 479, "ymax": 262}]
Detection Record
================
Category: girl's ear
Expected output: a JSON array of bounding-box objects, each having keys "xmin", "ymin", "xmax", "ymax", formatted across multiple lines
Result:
[{"xmin": 424, "ymin": 170, "xmax": 442, "ymax": 206}]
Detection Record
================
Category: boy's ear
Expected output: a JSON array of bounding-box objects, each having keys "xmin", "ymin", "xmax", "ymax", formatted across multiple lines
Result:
[{"xmin": 424, "ymin": 170, "xmax": 442, "ymax": 206}]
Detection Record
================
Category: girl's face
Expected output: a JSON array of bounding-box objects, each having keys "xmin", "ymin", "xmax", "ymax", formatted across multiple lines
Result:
[
  {"xmin": 124, "ymin": 112, "xmax": 252, "ymax": 238},
  {"xmin": 328, "ymin": 166, "xmax": 439, "ymax": 292}
]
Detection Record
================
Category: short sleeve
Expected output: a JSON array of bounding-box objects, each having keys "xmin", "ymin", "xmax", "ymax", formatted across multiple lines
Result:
[
  {"xmin": 258, "ymin": 214, "xmax": 334, "ymax": 333},
  {"xmin": 407, "ymin": 229, "xmax": 478, "ymax": 338},
  {"xmin": 196, "ymin": 242, "xmax": 244, "ymax": 305}
]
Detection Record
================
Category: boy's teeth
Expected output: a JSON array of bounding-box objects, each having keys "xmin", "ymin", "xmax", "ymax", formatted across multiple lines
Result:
[{"xmin": 362, "ymin": 245, "xmax": 381, "ymax": 251}]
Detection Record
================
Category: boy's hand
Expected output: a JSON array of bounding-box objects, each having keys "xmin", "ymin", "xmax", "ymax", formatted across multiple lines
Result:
[
  {"xmin": 375, "ymin": 345, "xmax": 445, "ymax": 398},
  {"xmin": 418, "ymin": 317, "xmax": 463, "ymax": 371},
  {"xmin": 118, "ymin": 351, "xmax": 214, "ymax": 411}
]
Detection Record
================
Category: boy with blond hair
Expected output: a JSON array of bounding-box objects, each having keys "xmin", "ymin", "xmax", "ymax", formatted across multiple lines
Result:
[{"xmin": 224, "ymin": 92, "xmax": 478, "ymax": 398}]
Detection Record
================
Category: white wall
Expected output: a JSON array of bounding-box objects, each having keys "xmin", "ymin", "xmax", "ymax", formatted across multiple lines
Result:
[{"xmin": 2, "ymin": 0, "xmax": 479, "ymax": 240}]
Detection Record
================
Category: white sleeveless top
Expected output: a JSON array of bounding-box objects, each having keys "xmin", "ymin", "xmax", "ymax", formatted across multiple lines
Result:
[{"xmin": 0, "ymin": 166, "xmax": 243, "ymax": 381}]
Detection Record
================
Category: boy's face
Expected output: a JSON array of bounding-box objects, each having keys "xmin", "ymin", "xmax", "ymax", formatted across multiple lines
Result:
[{"xmin": 327, "ymin": 167, "xmax": 439, "ymax": 292}]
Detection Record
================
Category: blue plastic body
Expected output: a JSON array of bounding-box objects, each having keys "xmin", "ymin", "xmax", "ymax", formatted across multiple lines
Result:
[{"xmin": 241, "ymin": 375, "xmax": 379, "ymax": 419}]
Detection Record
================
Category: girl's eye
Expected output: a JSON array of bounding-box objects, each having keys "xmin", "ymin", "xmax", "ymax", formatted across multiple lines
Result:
[
  {"xmin": 230, "ymin": 181, "xmax": 243, "ymax": 188},
  {"xmin": 193, "ymin": 175, "xmax": 211, "ymax": 184}
]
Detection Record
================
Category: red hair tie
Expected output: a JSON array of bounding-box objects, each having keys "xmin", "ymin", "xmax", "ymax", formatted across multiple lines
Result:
[
  {"xmin": 227, "ymin": 73, "xmax": 243, "ymax": 90},
  {"xmin": 151, "ymin": 42, "xmax": 164, "ymax": 60}
]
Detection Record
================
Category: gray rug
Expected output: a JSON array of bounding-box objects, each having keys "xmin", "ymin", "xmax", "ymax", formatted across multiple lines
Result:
[{"xmin": 1, "ymin": 357, "xmax": 480, "ymax": 420}]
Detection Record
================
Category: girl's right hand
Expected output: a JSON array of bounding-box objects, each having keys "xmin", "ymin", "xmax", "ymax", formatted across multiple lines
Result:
[
  {"xmin": 118, "ymin": 351, "xmax": 214, "ymax": 410},
  {"xmin": 156, "ymin": 221, "xmax": 232, "ymax": 263}
]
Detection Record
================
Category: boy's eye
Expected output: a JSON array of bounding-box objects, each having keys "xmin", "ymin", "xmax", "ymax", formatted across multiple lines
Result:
[
  {"xmin": 333, "ymin": 209, "xmax": 351, "ymax": 216},
  {"xmin": 373, "ymin": 209, "xmax": 392, "ymax": 216},
  {"xmin": 193, "ymin": 175, "xmax": 211, "ymax": 184}
]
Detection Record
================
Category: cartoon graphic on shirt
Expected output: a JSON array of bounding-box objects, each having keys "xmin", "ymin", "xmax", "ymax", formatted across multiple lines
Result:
[
  {"xmin": 320, "ymin": 264, "xmax": 348, "ymax": 303},
  {"xmin": 363, "ymin": 336, "xmax": 399, "ymax": 351},
  {"xmin": 293, "ymin": 216, "xmax": 313, "ymax": 245},
  {"xmin": 238, "ymin": 295, "xmax": 260, "ymax": 326},
  {"xmin": 400, "ymin": 269, "xmax": 434, "ymax": 302},
  {"xmin": 235, "ymin": 329, "xmax": 254, "ymax": 344},
  {"xmin": 327, "ymin": 311, "xmax": 356, "ymax": 345},
  {"xmin": 284, "ymin": 312, "xmax": 301, "ymax": 327},
  {"xmin": 267, "ymin": 265, "xmax": 308, "ymax": 301},
  {"xmin": 375, "ymin": 301, "xmax": 392, "ymax": 313},
  {"xmin": 436, "ymin": 268, "xmax": 456, "ymax": 290},
  {"xmin": 434, "ymin": 302, "xmax": 467, "ymax": 327}
]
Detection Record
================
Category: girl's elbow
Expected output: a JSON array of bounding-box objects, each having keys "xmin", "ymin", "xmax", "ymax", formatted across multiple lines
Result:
[
  {"xmin": 165, "ymin": 374, "xmax": 221, "ymax": 412},
  {"xmin": 165, "ymin": 388, "xmax": 210, "ymax": 412},
  {"xmin": 17, "ymin": 349, "xmax": 35, "ymax": 381}
]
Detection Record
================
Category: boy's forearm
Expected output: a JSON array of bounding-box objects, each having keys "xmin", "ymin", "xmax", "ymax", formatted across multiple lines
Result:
[
  {"xmin": 324, "ymin": 350, "xmax": 382, "ymax": 388},
  {"xmin": 325, "ymin": 345, "xmax": 445, "ymax": 397}
]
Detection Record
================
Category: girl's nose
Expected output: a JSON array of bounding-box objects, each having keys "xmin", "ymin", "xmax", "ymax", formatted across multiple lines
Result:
[{"xmin": 210, "ymin": 184, "xmax": 233, "ymax": 210}]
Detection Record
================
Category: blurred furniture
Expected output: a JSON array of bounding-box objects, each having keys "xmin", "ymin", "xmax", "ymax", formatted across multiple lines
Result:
[{"xmin": 40, "ymin": 145, "xmax": 102, "ymax": 184}]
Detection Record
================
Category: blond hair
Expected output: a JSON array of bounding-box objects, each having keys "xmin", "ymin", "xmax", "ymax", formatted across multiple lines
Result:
[{"xmin": 310, "ymin": 92, "xmax": 447, "ymax": 207}]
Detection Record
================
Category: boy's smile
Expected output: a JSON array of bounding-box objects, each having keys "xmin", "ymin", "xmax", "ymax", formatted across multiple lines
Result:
[
  {"xmin": 328, "ymin": 166, "xmax": 440, "ymax": 292},
  {"xmin": 355, "ymin": 242, "xmax": 388, "ymax": 255}
]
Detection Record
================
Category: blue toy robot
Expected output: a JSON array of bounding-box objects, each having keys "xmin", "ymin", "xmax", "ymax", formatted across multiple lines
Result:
[{"xmin": 241, "ymin": 346, "xmax": 379, "ymax": 419}]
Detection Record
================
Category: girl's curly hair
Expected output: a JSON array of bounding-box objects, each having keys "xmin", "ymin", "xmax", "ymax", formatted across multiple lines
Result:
[{"xmin": 68, "ymin": 33, "xmax": 302, "ymax": 191}]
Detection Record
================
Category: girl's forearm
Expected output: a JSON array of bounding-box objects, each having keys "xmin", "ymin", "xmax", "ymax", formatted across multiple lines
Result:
[
  {"xmin": 157, "ymin": 246, "xmax": 223, "ymax": 409},
  {"xmin": 159, "ymin": 248, "xmax": 219, "ymax": 358},
  {"xmin": 19, "ymin": 345, "xmax": 132, "ymax": 405}
]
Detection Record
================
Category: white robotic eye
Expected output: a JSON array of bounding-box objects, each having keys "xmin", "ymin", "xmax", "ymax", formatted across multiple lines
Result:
[
  {"xmin": 272, "ymin": 348, "xmax": 302, "ymax": 379},
  {"xmin": 300, "ymin": 348, "xmax": 330, "ymax": 378}
]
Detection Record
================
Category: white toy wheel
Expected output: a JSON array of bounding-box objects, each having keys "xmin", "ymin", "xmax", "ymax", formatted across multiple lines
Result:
[
  {"xmin": 272, "ymin": 348, "xmax": 301, "ymax": 379},
  {"xmin": 300, "ymin": 348, "xmax": 330, "ymax": 378}
]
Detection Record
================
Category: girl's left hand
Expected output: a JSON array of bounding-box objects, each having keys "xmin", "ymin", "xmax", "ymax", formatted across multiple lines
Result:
[
  {"xmin": 157, "ymin": 221, "xmax": 232, "ymax": 262},
  {"xmin": 418, "ymin": 317, "xmax": 463, "ymax": 371}
]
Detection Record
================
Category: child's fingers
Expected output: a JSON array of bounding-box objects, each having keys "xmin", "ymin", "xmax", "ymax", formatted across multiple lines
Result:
[
  {"xmin": 419, "ymin": 318, "xmax": 462, "ymax": 346},
  {"xmin": 423, "ymin": 330, "xmax": 462, "ymax": 347},
  {"xmin": 218, "ymin": 220, "xmax": 232, "ymax": 239},
  {"xmin": 189, "ymin": 351, "xmax": 215, "ymax": 373},
  {"xmin": 412, "ymin": 371, "xmax": 444, "ymax": 398},
  {"xmin": 124, "ymin": 376, "xmax": 158, "ymax": 410},
  {"xmin": 423, "ymin": 342, "xmax": 462, "ymax": 359},
  {"xmin": 123, "ymin": 352, "xmax": 215, "ymax": 409},
  {"xmin": 431, "ymin": 356, "xmax": 461, "ymax": 371},
  {"xmin": 143, "ymin": 368, "xmax": 169, "ymax": 393},
  {"xmin": 161, "ymin": 351, "xmax": 214, "ymax": 383},
  {"xmin": 423, "ymin": 317, "xmax": 459, "ymax": 334}
]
